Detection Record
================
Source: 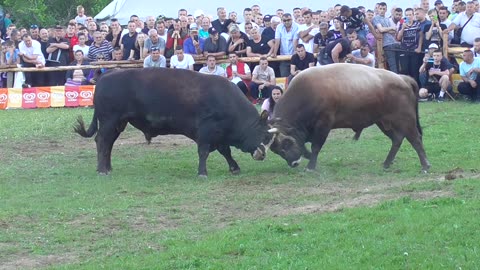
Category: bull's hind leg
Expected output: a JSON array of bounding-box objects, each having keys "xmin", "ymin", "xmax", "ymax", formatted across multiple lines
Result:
[
  {"xmin": 217, "ymin": 145, "xmax": 240, "ymax": 175},
  {"xmin": 306, "ymin": 128, "xmax": 331, "ymax": 171},
  {"xmin": 405, "ymin": 130, "xmax": 431, "ymax": 173},
  {"xmin": 376, "ymin": 122, "xmax": 404, "ymax": 169},
  {"xmin": 95, "ymin": 119, "xmax": 124, "ymax": 174}
]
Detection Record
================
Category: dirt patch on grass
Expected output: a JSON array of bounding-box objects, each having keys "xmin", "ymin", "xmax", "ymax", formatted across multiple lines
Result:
[
  {"xmin": 189, "ymin": 176, "xmax": 458, "ymax": 229},
  {"xmin": 0, "ymin": 254, "xmax": 78, "ymax": 270},
  {"xmin": 4, "ymin": 129, "xmax": 194, "ymax": 160}
]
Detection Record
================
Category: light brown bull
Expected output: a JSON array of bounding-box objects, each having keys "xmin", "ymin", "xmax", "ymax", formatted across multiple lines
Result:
[{"xmin": 254, "ymin": 63, "xmax": 431, "ymax": 173}]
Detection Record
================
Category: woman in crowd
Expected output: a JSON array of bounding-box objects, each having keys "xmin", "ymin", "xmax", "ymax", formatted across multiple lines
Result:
[
  {"xmin": 261, "ymin": 86, "xmax": 283, "ymax": 119},
  {"xmin": 65, "ymin": 50, "xmax": 91, "ymax": 85},
  {"xmin": 227, "ymin": 24, "xmax": 249, "ymax": 57}
]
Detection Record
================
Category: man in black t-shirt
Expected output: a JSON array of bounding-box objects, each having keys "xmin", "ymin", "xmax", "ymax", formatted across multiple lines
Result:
[
  {"xmin": 46, "ymin": 25, "xmax": 70, "ymax": 86},
  {"xmin": 339, "ymin": 5, "xmax": 371, "ymax": 38},
  {"xmin": 319, "ymin": 38, "xmax": 361, "ymax": 65},
  {"xmin": 288, "ymin": 44, "xmax": 316, "ymax": 83},
  {"xmin": 418, "ymin": 49, "xmax": 451, "ymax": 102}
]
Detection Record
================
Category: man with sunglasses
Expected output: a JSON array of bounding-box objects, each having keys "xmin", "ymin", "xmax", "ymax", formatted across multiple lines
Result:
[
  {"xmin": 272, "ymin": 13, "xmax": 299, "ymax": 77},
  {"xmin": 29, "ymin": 24, "xmax": 40, "ymax": 41}
]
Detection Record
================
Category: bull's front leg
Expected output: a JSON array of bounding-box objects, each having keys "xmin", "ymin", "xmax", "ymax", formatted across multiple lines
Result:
[
  {"xmin": 306, "ymin": 129, "xmax": 330, "ymax": 171},
  {"xmin": 217, "ymin": 145, "xmax": 241, "ymax": 175},
  {"xmin": 197, "ymin": 143, "xmax": 210, "ymax": 177}
]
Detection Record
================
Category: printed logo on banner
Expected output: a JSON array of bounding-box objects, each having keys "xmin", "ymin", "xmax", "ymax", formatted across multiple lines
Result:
[
  {"xmin": 51, "ymin": 92, "xmax": 64, "ymax": 102},
  {"xmin": 23, "ymin": 93, "xmax": 36, "ymax": 103},
  {"xmin": 80, "ymin": 91, "xmax": 93, "ymax": 99},
  {"xmin": 9, "ymin": 93, "xmax": 22, "ymax": 103},
  {"xmin": 66, "ymin": 91, "xmax": 79, "ymax": 100},
  {"xmin": 0, "ymin": 93, "xmax": 7, "ymax": 102},
  {"xmin": 37, "ymin": 92, "xmax": 50, "ymax": 101}
]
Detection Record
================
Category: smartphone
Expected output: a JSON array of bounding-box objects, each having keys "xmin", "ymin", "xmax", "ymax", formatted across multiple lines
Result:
[
  {"xmin": 405, "ymin": 17, "xmax": 410, "ymax": 24},
  {"xmin": 194, "ymin": 36, "xmax": 199, "ymax": 42}
]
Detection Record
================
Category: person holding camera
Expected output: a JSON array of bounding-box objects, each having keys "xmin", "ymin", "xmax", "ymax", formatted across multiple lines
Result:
[
  {"xmin": 418, "ymin": 48, "xmax": 451, "ymax": 102},
  {"xmin": 183, "ymin": 23, "xmax": 204, "ymax": 58}
]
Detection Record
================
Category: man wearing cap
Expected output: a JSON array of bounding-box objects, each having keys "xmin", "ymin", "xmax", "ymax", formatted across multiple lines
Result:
[
  {"xmin": 418, "ymin": 48, "xmax": 451, "ymax": 102},
  {"xmin": 143, "ymin": 29, "xmax": 166, "ymax": 58},
  {"xmin": 202, "ymin": 27, "xmax": 227, "ymax": 57},
  {"xmin": 262, "ymin": 16, "xmax": 280, "ymax": 42},
  {"xmin": 183, "ymin": 23, "xmax": 204, "ymax": 58},
  {"xmin": 46, "ymin": 25, "xmax": 70, "ymax": 86},
  {"xmin": 143, "ymin": 47, "xmax": 166, "ymax": 68},
  {"xmin": 434, "ymin": 0, "xmax": 444, "ymax": 14}
]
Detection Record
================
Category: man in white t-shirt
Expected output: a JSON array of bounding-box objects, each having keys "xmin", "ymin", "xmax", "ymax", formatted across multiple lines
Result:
[
  {"xmin": 444, "ymin": 1, "xmax": 480, "ymax": 46},
  {"xmin": 143, "ymin": 47, "xmax": 166, "ymax": 68},
  {"xmin": 18, "ymin": 33, "xmax": 46, "ymax": 86},
  {"xmin": 250, "ymin": 56, "xmax": 276, "ymax": 100},
  {"xmin": 349, "ymin": 43, "xmax": 375, "ymax": 67},
  {"xmin": 169, "ymin": 45, "xmax": 195, "ymax": 70},
  {"xmin": 297, "ymin": 11, "xmax": 317, "ymax": 53},
  {"xmin": 199, "ymin": 55, "xmax": 226, "ymax": 77}
]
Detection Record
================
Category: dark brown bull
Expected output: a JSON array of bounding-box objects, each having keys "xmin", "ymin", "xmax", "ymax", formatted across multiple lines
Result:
[
  {"xmin": 74, "ymin": 68, "xmax": 270, "ymax": 177},
  {"xmin": 254, "ymin": 64, "xmax": 431, "ymax": 173}
]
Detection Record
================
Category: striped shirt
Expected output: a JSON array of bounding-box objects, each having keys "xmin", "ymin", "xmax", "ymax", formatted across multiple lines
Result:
[{"xmin": 87, "ymin": 40, "xmax": 114, "ymax": 61}]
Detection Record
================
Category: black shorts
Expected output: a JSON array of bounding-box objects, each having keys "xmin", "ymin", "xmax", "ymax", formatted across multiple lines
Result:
[{"xmin": 425, "ymin": 83, "xmax": 441, "ymax": 95}]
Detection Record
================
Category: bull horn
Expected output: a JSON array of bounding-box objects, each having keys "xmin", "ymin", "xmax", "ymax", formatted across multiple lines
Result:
[{"xmin": 268, "ymin": 128, "xmax": 279, "ymax": 134}]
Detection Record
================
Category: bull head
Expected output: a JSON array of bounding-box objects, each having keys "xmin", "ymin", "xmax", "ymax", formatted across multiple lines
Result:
[{"xmin": 253, "ymin": 122, "xmax": 309, "ymax": 168}]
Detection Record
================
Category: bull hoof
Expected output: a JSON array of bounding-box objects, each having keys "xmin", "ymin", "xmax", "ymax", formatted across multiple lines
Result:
[
  {"xmin": 230, "ymin": 167, "xmax": 241, "ymax": 175},
  {"xmin": 383, "ymin": 163, "xmax": 392, "ymax": 169},
  {"xmin": 304, "ymin": 167, "xmax": 316, "ymax": 172},
  {"xmin": 198, "ymin": 174, "xmax": 208, "ymax": 179},
  {"xmin": 97, "ymin": 171, "xmax": 111, "ymax": 176}
]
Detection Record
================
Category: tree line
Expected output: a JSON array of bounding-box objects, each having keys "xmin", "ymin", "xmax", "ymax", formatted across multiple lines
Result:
[{"xmin": 0, "ymin": 0, "xmax": 110, "ymax": 28}]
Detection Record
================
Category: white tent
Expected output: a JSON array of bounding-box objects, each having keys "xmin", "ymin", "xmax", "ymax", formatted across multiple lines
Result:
[{"xmin": 94, "ymin": 0, "xmax": 167, "ymax": 25}]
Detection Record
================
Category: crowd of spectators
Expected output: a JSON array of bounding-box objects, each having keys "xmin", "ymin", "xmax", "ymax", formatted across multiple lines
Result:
[{"xmin": 1, "ymin": 1, "xmax": 480, "ymax": 103}]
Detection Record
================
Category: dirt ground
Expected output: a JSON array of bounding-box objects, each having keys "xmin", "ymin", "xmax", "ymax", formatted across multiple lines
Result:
[{"xmin": 3, "ymin": 130, "xmax": 476, "ymax": 270}]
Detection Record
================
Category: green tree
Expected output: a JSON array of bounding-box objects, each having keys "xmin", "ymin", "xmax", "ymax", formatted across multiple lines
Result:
[{"xmin": 0, "ymin": 0, "xmax": 110, "ymax": 28}]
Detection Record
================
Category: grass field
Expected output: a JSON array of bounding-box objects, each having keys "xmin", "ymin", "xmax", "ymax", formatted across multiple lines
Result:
[{"xmin": 0, "ymin": 102, "xmax": 479, "ymax": 269}]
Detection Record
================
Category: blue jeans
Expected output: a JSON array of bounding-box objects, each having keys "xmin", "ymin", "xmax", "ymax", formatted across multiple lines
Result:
[
  {"xmin": 279, "ymin": 61, "xmax": 291, "ymax": 77},
  {"xmin": 383, "ymin": 44, "xmax": 400, "ymax": 73},
  {"xmin": 250, "ymin": 82, "xmax": 274, "ymax": 99}
]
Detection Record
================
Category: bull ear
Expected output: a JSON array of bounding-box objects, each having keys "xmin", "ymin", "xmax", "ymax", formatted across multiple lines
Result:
[{"xmin": 260, "ymin": 110, "xmax": 269, "ymax": 123}]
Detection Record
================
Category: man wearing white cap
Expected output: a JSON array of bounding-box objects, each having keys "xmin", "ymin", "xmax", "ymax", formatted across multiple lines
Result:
[
  {"xmin": 183, "ymin": 23, "xmax": 204, "ymax": 58},
  {"xmin": 419, "ymin": 46, "xmax": 452, "ymax": 102}
]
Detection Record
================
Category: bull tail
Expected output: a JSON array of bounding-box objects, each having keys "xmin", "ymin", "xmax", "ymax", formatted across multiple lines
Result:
[
  {"xmin": 74, "ymin": 111, "xmax": 98, "ymax": 138},
  {"xmin": 402, "ymin": 75, "xmax": 423, "ymax": 136}
]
